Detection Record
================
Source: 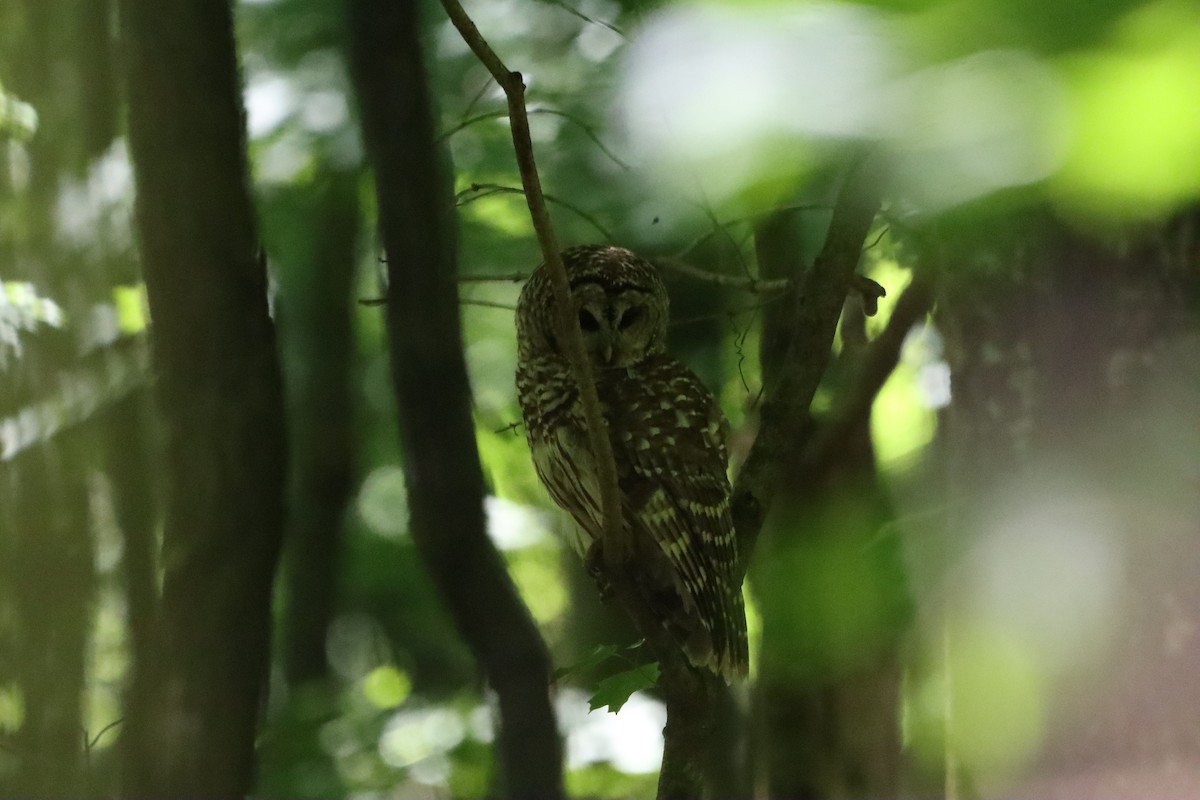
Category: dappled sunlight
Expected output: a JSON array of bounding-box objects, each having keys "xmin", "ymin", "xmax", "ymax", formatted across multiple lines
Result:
[
  {"xmin": 871, "ymin": 360, "xmax": 938, "ymax": 468},
  {"xmin": 378, "ymin": 706, "xmax": 465, "ymax": 773},
  {"xmin": 868, "ymin": 258, "xmax": 944, "ymax": 469},
  {"xmin": 558, "ymin": 687, "xmax": 665, "ymax": 774},
  {"xmin": 0, "ymin": 281, "xmax": 63, "ymax": 368},
  {"xmin": 361, "ymin": 665, "xmax": 412, "ymax": 710},
  {"xmin": 355, "ymin": 465, "xmax": 409, "ymax": 539},
  {"xmin": 484, "ymin": 494, "xmax": 554, "ymax": 550},
  {"xmin": 615, "ymin": 0, "xmax": 1200, "ymax": 220},
  {"xmin": 888, "ymin": 49, "xmax": 1069, "ymax": 211},
  {"xmin": 906, "ymin": 623, "xmax": 1049, "ymax": 786},
  {"xmin": 1052, "ymin": 1, "xmax": 1200, "ymax": 218},
  {"xmin": 53, "ymin": 140, "xmax": 135, "ymax": 251},
  {"xmin": 246, "ymin": 72, "xmax": 295, "ymax": 138}
]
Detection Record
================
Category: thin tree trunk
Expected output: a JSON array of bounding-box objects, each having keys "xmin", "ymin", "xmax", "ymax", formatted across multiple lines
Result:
[
  {"xmin": 344, "ymin": 0, "xmax": 564, "ymax": 796},
  {"xmin": 118, "ymin": 0, "xmax": 287, "ymax": 794},
  {"xmin": 275, "ymin": 168, "xmax": 360, "ymax": 685},
  {"xmin": 5, "ymin": 438, "xmax": 94, "ymax": 796},
  {"xmin": 0, "ymin": 1, "xmax": 113, "ymax": 790}
]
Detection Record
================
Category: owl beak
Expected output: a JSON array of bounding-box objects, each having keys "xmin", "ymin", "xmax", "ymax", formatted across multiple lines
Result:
[{"xmin": 601, "ymin": 342, "xmax": 614, "ymax": 364}]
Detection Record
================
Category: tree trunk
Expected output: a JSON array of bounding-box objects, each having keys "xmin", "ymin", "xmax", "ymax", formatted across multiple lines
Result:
[
  {"xmin": 924, "ymin": 209, "xmax": 1200, "ymax": 795},
  {"xmin": 0, "ymin": 1, "xmax": 120, "ymax": 790},
  {"xmin": 344, "ymin": 0, "xmax": 564, "ymax": 796},
  {"xmin": 748, "ymin": 190, "xmax": 911, "ymax": 799},
  {"xmin": 274, "ymin": 167, "xmax": 361, "ymax": 685},
  {"xmin": 118, "ymin": 0, "xmax": 287, "ymax": 794}
]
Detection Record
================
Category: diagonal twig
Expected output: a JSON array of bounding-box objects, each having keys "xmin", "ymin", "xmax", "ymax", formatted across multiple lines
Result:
[
  {"xmin": 439, "ymin": 0, "xmax": 627, "ymax": 568},
  {"xmin": 440, "ymin": 107, "xmax": 631, "ymax": 171}
]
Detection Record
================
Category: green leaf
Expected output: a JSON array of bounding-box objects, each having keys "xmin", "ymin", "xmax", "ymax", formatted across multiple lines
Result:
[
  {"xmin": 588, "ymin": 663, "xmax": 659, "ymax": 714},
  {"xmin": 553, "ymin": 639, "xmax": 649, "ymax": 682},
  {"xmin": 553, "ymin": 643, "xmax": 623, "ymax": 682}
]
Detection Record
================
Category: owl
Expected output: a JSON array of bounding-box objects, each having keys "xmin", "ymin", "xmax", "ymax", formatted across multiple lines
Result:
[{"xmin": 515, "ymin": 245, "xmax": 749, "ymax": 682}]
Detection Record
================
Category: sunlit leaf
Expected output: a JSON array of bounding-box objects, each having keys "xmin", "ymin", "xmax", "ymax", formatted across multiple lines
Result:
[
  {"xmin": 113, "ymin": 284, "xmax": 150, "ymax": 334},
  {"xmin": 1053, "ymin": 4, "xmax": 1200, "ymax": 216},
  {"xmin": 0, "ymin": 684, "xmax": 24, "ymax": 732}
]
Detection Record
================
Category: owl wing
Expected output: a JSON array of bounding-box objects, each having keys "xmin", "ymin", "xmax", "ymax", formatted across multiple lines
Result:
[{"xmin": 601, "ymin": 355, "xmax": 749, "ymax": 681}]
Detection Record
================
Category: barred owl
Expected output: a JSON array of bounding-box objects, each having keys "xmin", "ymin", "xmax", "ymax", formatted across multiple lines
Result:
[{"xmin": 515, "ymin": 245, "xmax": 749, "ymax": 681}]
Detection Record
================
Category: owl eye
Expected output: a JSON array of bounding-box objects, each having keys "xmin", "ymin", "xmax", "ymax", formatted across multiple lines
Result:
[
  {"xmin": 578, "ymin": 309, "xmax": 601, "ymax": 332},
  {"xmin": 618, "ymin": 307, "xmax": 643, "ymax": 330}
]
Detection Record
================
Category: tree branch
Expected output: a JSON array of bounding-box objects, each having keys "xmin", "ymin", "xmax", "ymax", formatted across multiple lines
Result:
[
  {"xmin": 802, "ymin": 271, "xmax": 935, "ymax": 476},
  {"xmin": 456, "ymin": 182, "xmax": 614, "ymax": 240},
  {"xmin": 733, "ymin": 159, "xmax": 883, "ymax": 567},
  {"xmin": 439, "ymin": 0, "xmax": 628, "ymax": 573},
  {"xmin": 345, "ymin": 1, "xmax": 563, "ymax": 796},
  {"xmin": 440, "ymin": 107, "xmax": 631, "ymax": 171},
  {"xmin": 656, "ymin": 256, "xmax": 791, "ymax": 292}
]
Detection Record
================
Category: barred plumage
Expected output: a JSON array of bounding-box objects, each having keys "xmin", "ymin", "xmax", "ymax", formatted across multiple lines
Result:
[{"xmin": 515, "ymin": 245, "xmax": 749, "ymax": 681}]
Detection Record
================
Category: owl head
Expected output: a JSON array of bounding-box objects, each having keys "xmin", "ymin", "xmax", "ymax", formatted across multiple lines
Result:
[{"xmin": 517, "ymin": 245, "xmax": 669, "ymax": 368}]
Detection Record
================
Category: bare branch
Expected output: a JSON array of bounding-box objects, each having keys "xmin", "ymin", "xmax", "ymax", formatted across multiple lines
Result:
[
  {"xmin": 656, "ymin": 256, "xmax": 790, "ymax": 292},
  {"xmin": 440, "ymin": 107, "xmax": 631, "ymax": 171},
  {"xmin": 456, "ymin": 181, "xmax": 614, "ymax": 240},
  {"xmin": 802, "ymin": 271, "xmax": 935, "ymax": 475},
  {"xmin": 732, "ymin": 157, "xmax": 884, "ymax": 567},
  {"xmin": 462, "ymin": 298, "xmax": 518, "ymax": 311},
  {"xmin": 670, "ymin": 202, "xmax": 833, "ymax": 260},
  {"xmin": 439, "ymin": 0, "xmax": 627, "ymax": 571},
  {"xmin": 458, "ymin": 272, "xmax": 528, "ymax": 283},
  {"xmin": 542, "ymin": 0, "xmax": 627, "ymax": 37}
]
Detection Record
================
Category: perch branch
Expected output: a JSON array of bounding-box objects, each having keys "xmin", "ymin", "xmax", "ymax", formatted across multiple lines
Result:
[{"xmin": 438, "ymin": 0, "xmax": 629, "ymax": 573}]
